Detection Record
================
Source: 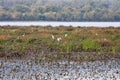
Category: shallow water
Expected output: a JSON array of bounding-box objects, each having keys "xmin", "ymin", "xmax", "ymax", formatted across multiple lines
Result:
[
  {"xmin": 0, "ymin": 21, "xmax": 120, "ymax": 27},
  {"xmin": 0, "ymin": 59, "xmax": 120, "ymax": 80}
]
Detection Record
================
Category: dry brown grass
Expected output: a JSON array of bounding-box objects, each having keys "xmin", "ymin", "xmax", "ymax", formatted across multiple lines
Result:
[{"xmin": 0, "ymin": 34, "xmax": 10, "ymax": 40}]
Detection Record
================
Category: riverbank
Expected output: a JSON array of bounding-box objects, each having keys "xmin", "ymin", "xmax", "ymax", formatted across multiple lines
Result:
[
  {"xmin": 0, "ymin": 26, "xmax": 120, "ymax": 79},
  {"xmin": 0, "ymin": 50, "xmax": 120, "ymax": 62}
]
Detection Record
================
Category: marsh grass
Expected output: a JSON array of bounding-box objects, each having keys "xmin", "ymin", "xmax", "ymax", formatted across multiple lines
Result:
[
  {"xmin": 82, "ymin": 39, "xmax": 101, "ymax": 51},
  {"xmin": 0, "ymin": 26, "xmax": 120, "ymax": 60}
]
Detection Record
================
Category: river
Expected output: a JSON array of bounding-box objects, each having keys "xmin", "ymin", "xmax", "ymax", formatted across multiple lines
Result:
[{"xmin": 0, "ymin": 21, "xmax": 120, "ymax": 27}]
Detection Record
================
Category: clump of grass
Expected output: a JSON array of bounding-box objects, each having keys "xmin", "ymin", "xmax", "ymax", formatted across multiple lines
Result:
[
  {"xmin": 28, "ymin": 38, "xmax": 37, "ymax": 44},
  {"xmin": 111, "ymin": 35, "xmax": 120, "ymax": 41},
  {"xmin": 82, "ymin": 39, "xmax": 101, "ymax": 51},
  {"xmin": 112, "ymin": 44, "xmax": 120, "ymax": 54},
  {"xmin": 0, "ymin": 45, "xmax": 4, "ymax": 50},
  {"xmin": 0, "ymin": 39, "xmax": 7, "ymax": 45},
  {"xmin": 16, "ymin": 39, "xmax": 23, "ymax": 43},
  {"xmin": 97, "ymin": 39, "xmax": 112, "ymax": 47},
  {"xmin": 59, "ymin": 42, "xmax": 73, "ymax": 52}
]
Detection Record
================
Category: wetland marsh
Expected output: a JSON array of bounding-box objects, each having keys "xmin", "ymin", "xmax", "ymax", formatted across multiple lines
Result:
[{"xmin": 0, "ymin": 26, "xmax": 120, "ymax": 80}]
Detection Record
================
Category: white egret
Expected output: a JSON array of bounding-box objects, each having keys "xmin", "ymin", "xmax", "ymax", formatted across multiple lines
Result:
[
  {"xmin": 65, "ymin": 34, "xmax": 68, "ymax": 37},
  {"xmin": 57, "ymin": 37, "xmax": 62, "ymax": 42},
  {"xmin": 51, "ymin": 35, "xmax": 55, "ymax": 40}
]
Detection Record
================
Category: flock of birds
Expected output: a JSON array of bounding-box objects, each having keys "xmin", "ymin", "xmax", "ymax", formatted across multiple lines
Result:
[
  {"xmin": 51, "ymin": 34, "xmax": 68, "ymax": 42},
  {"xmin": 17, "ymin": 32, "xmax": 108, "ymax": 44},
  {"xmin": 51, "ymin": 33, "xmax": 108, "ymax": 42}
]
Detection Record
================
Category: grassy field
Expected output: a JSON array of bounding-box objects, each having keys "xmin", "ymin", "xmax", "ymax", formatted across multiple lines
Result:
[{"xmin": 0, "ymin": 26, "xmax": 120, "ymax": 61}]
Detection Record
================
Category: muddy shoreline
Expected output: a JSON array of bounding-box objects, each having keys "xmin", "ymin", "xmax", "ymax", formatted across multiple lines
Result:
[
  {"xmin": 0, "ymin": 50, "xmax": 120, "ymax": 80},
  {"xmin": 0, "ymin": 50, "xmax": 120, "ymax": 61}
]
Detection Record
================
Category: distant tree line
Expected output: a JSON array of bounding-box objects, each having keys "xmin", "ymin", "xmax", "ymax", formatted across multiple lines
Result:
[{"xmin": 0, "ymin": 0, "xmax": 120, "ymax": 21}]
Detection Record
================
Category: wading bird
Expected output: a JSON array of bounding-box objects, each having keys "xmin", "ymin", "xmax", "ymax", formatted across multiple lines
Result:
[
  {"xmin": 57, "ymin": 37, "xmax": 62, "ymax": 42},
  {"xmin": 65, "ymin": 34, "xmax": 68, "ymax": 37},
  {"xmin": 51, "ymin": 35, "xmax": 55, "ymax": 40}
]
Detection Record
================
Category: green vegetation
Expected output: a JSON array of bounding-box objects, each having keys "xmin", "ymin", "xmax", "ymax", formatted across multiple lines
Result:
[
  {"xmin": 82, "ymin": 39, "xmax": 101, "ymax": 51},
  {"xmin": 0, "ymin": 0, "xmax": 120, "ymax": 21},
  {"xmin": 0, "ymin": 26, "xmax": 119, "ymax": 53},
  {"xmin": 0, "ymin": 26, "xmax": 120, "ymax": 61}
]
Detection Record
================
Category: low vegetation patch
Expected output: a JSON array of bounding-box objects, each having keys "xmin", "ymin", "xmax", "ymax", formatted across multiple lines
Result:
[{"xmin": 0, "ymin": 26, "xmax": 120, "ymax": 61}]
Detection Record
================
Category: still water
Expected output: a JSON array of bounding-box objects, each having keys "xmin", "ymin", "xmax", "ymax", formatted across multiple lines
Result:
[
  {"xmin": 0, "ymin": 59, "xmax": 120, "ymax": 79},
  {"xmin": 0, "ymin": 21, "xmax": 120, "ymax": 27}
]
